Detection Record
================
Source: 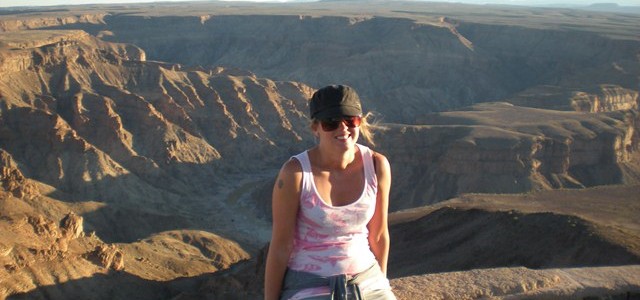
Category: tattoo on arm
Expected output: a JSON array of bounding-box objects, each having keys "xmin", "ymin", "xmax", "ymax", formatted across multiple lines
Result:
[{"xmin": 277, "ymin": 179, "xmax": 284, "ymax": 189}]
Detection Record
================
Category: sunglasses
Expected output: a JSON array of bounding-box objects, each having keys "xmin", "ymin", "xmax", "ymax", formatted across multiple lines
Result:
[{"xmin": 319, "ymin": 116, "xmax": 362, "ymax": 131}]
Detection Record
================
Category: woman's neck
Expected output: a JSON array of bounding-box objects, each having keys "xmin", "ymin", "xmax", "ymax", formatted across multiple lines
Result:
[{"xmin": 312, "ymin": 144, "xmax": 357, "ymax": 171}]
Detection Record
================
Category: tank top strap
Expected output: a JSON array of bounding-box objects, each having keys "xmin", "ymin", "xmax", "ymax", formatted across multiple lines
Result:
[
  {"xmin": 356, "ymin": 144, "xmax": 377, "ymax": 187},
  {"xmin": 291, "ymin": 151, "xmax": 313, "ymax": 197}
]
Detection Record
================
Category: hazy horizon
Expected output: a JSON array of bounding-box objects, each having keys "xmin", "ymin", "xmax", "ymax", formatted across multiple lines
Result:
[{"xmin": 1, "ymin": 0, "xmax": 639, "ymax": 9}]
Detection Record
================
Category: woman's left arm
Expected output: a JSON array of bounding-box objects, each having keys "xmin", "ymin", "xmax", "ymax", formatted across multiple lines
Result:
[{"xmin": 367, "ymin": 152, "xmax": 392, "ymax": 275}]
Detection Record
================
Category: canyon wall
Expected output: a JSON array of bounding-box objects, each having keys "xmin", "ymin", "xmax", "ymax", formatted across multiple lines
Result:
[
  {"xmin": 2, "ymin": 5, "xmax": 638, "ymax": 121},
  {"xmin": 0, "ymin": 30, "xmax": 313, "ymax": 203},
  {"xmin": 0, "ymin": 29, "xmax": 313, "ymax": 248},
  {"xmin": 32, "ymin": 12, "xmax": 637, "ymax": 122},
  {"xmin": 0, "ymin": 11, "xmax": 107, "ymax": 32},
  {"xmin": 377, "ymin": 103, "xmax": 640, "ymax": 210}
]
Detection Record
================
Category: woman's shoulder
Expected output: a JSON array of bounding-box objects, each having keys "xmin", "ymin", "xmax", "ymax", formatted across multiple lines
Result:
[
  {"xmin": 275, "ymin": 157, "xmax": 304, "ymax": 194},
  {"xmin": 370, "ymin": 150, "xmax": 390, "ymax": 175},
  {"xmin": 367, "ymin": 148, "xmax": 388, "ymax": 163},
  {"xmin": 280, "ymin": 156, "xmax": 303, "ymax": 176}
]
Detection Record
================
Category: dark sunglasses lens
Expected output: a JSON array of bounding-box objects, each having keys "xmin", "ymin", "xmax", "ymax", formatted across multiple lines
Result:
[
  {"xmin": 321, "ymin": 119, "xmax": 340, "ymax": 131},
  {"xmin": 320, "ymin": 116, "xmax": 362, "ymax": 131},
  {"xmin": 345, "ymin": 116, "xmax": 361, "ymax": 127}
]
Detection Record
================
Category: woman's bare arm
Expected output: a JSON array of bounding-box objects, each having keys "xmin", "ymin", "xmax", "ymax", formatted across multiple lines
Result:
[
  {"xmin": 264, "ymin": 159, "xmax": 302, "ymax": 300},
  {"xmin": 367, "ymin": 152, "xmax": 392, "ymax": 275}
]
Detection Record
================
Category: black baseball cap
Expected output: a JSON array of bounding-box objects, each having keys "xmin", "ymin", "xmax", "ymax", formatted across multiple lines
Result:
[{"xmin": 309, "ymin": 85, "xmax": 363, "ymax": 120}]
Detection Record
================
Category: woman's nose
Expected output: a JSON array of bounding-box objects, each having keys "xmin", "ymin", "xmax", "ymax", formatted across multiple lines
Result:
[{"xmin": 337, "ymin": 119, "xmax": 349, "ymax": 130}]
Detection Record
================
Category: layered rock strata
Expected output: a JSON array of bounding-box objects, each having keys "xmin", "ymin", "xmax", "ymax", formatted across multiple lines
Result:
[
  {"xmin": 0, "ymin": 13, "xmax": 107, "ymax": 32},
  {"xmin": 379, "ymin": 103, "xmax": 640, "ymax": 210},
  {"xmin": 1, "ymin": 3, "xmax": 638, "ymax": 120},
  {"xmin": 19, "ymin": 10, "xmax": 634, "ymax": 121},
  {"xmin": 506, "ymin": 84, "xmax": 639, "ymax": 112}
]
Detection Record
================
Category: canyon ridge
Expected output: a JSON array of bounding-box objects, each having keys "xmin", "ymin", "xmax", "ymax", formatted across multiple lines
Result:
[{"xmin": 0, "ymin": 1, "xmax": 639, "ymax": 299}]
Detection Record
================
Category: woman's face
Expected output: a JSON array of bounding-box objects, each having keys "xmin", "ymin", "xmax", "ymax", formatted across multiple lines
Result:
[{"xmin": 313, "ymin": 116, "xmax": 361, "ymax": 150}]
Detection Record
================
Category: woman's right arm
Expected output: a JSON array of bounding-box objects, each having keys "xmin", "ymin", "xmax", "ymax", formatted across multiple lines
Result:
[{"xmin": 264, "ymin": 159, "xmax": 302, "ymax": 300}]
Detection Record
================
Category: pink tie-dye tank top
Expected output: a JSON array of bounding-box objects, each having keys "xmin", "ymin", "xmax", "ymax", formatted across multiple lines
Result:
[{"xmin": 288, "ymin": 143, "xmax": 378, "ymax": 276}]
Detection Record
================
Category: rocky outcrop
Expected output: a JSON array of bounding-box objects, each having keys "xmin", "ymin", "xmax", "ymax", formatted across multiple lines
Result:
[
  {"xmin": 120, "ymin": 230, "xmax": 251, "ymax": 281},
  {"xmin": 389, "ymin": 206, "xmax": 640, "ymax": 276},
  {"xmin": 60, "ymin": 212, "xmax": 84, "ymax": 240},
  {"xmin": 2, "ymin": 212, "xmax": 92, "ymax": 272},
  {"xmin": 0, "ymin": 200, "xmax": 253, "ymax": 299},
  {"xmin": 88, "ymin": 244, "xmax": 124, "ymax": 271},
  {"xmin": 0, "ymin": 29, "xmax": 90, "ymax": 49},
  {"xmin": 572, "ymin": 85, "xmax": 639, "ymax": 112},
  {"xmin": 0, "ymin": 149, "xmax": 38, "ymax": 198},
  {"xmin": 0, "ymin": 209, "xmax": 136, "ymax": 298}
]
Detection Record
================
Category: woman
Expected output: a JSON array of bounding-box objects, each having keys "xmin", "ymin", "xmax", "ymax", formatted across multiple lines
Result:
[{"xmin": 265, "ymin": 85, "xmax": 396, "ymax": 300}]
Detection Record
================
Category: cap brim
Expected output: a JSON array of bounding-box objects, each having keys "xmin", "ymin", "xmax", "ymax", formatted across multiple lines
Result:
[{"xmin": 313, "ymin": 105, "xmax": 362, "ymax": 119}]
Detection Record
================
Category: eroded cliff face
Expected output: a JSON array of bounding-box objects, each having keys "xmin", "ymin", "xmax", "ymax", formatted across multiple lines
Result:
[
  {"xmin": 0, "ymin": 30, "xmax": 313, "ymax": 207},
  {"xmin": 380, "ymin": 103, "xmax": 640, "ymax": 210},
  {"xmin": 42, "ymin": 14, "xmax": 497, "ymax": 120},
  {"xmin": 0, "ymin": 30, "xmax": 312, "ymax": 276},
  {"xmin": 0, "ymin": 12, "xmax": 107, "ymax": 32},
  {"xmin": 0, "ymin": 30, "xmax": 145, "ymax": 74},
  {"xmin": 2, "ymin": 8, "xmax": 638, "ymax": 121},
  {"xmin": 25, "ymin": 12, "xmax": 637, "ymax": 122},
  {"xmin": 571, "ymin": 85, "xmax": 639, "ymax": 112},
  {"xmin": 504, "ymin": 84, "xmax": 640, "ymax": 112}
]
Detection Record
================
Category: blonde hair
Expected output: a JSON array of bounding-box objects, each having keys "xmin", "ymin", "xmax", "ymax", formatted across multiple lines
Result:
[{"xmin": 359, "ymin": 112, "xmax": 378, "ymax": 147}]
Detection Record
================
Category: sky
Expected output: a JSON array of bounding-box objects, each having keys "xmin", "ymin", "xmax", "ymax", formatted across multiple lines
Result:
[{"xmin": 1, "ymin": 0, "xmax": 639, "ymax": 8}]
